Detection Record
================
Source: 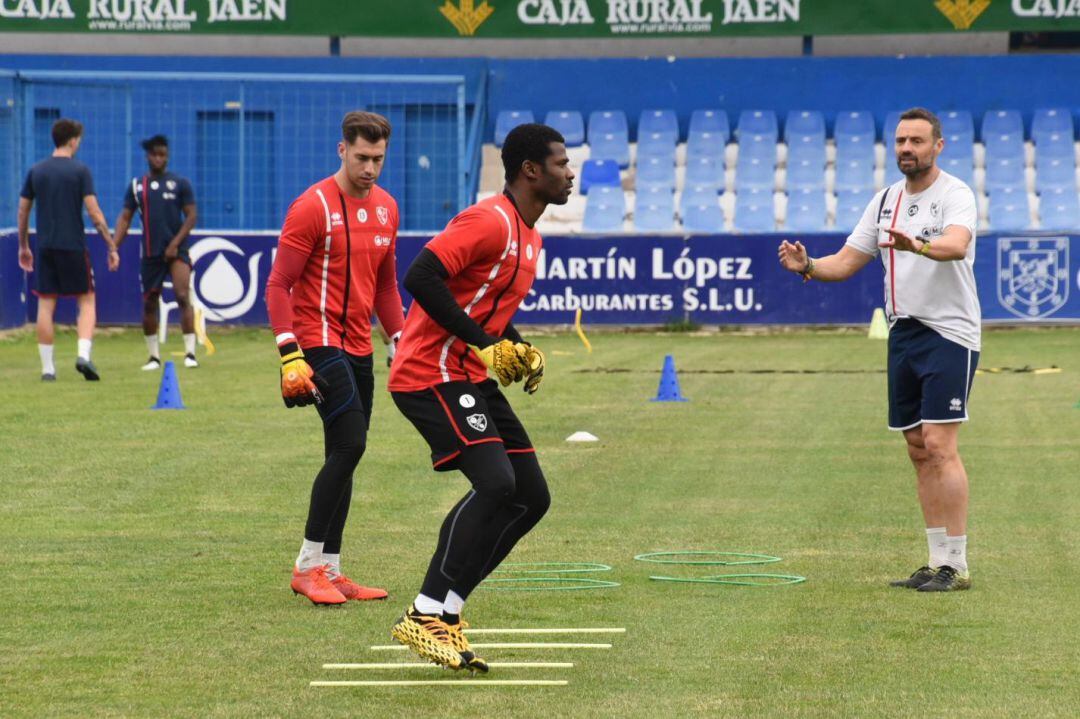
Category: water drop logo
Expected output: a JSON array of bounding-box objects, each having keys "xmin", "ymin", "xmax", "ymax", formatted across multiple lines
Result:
[{"xmin": 188, "ymin": 237, "xmax": 263, "ymax": 321}]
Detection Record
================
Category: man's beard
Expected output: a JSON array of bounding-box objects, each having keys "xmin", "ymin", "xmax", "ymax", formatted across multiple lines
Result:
[{"xmin": 898, "ymin": 155, "xmax": 931, "ymax": 179}]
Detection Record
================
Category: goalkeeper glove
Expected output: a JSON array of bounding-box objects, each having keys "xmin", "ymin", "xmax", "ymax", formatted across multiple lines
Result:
[
  {"xmin": 470, "ymin": 339, "xmax": 528, "ymax": 387},
  {"xmin": 516, "ymin": 342, "xmax": 546, "ymax": 395},
  {"xmin": 279, "ymin": 346, "xmax": 325, "ymax": 408}
]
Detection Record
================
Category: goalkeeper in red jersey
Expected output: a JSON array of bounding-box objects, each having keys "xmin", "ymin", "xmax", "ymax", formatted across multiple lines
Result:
[
  {"xmin": 387, "ymin": 124, "xmax": 573, "ymax": 670},
  {"xmin": 265, "ymin": 112, "xmax": 404, "ymax": 605}
]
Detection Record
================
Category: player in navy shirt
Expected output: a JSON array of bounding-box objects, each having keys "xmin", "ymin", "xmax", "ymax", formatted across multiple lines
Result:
[
  {"xmin": 17, "ymin": 118, "xmax": 118, "ymax": 382},
  {"xmin": 114, "ymin": 135, "xmax": 199, "ymax": 369}
]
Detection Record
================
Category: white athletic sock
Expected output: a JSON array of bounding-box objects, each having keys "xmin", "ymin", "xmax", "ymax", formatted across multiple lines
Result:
[
  {"xmin": 145, "ymin": 334, "xmax": 160, "ymax": 359},
  {"xmin": 443, "ymin": 590, "xmax": 465, "ymax": 616},
  {"xmin": 183, "ymin": 333, "xmax": 196, "ymax": 356},
  {"xmin": 77, "ymin": 338, "xmax": 92, "ymax": 361},
  {"xmin": 926, "ymin": 527, "xmax": 948, "ymax": 568},
  {"xmin": 38, "ymin": 344, "xmax": 55, "ymax": 375},
  {"xmin": 295, "ymin": 539, "xmax": 324, "ymax": 572},
  {"xmin": 945, "ymin": 535, "xmax": 968, "ymax": 573},
  {"xmin": 413, "ymin": 593, "xmax": 444, "ymax": 615},
  {"xmin": 323, "ymin": 553, "xmax": 341, "ymax": 579}
]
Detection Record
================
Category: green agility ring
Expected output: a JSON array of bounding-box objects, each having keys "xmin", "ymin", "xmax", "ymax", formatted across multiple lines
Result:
[
  {"xmin": 633, "ymin": 551, "xmax": 782, "ymax": 566},
  {"xmin": 489, "ymin": 562, "xmax": 613, "ymax": 575},
  {"xmin": 479, "ymin": 577, "xmax": 621, "ymax": 591},
  {"xmin": 649, "ymin": 573, "xmax": 806, "ymax": 586}
]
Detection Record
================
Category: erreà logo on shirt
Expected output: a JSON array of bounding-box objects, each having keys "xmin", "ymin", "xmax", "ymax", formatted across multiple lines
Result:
[{"xmin": 330, "ymin": 212, "xmax": 344, "ymax": 227}]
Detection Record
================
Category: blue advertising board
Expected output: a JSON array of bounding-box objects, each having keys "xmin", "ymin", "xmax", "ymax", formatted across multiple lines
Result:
[{"xmin": 1, "ymin": 230, "xmax": 1078, "ymax": 329}]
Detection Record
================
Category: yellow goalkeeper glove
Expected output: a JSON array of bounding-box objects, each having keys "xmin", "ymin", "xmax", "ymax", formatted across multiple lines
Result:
[
  {"xmin": 471, "ymin": 339, "xmax": 528, "ymax": 387},
  {"xmin": 516, "ymin": 342, "xmax": 546, "ymax": 395},
  {"xmin": 280, "ymin": 349, "xmax": 325, "ymax": 408}
]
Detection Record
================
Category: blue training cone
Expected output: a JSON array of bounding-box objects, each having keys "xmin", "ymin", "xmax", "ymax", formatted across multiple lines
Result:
[
  {"xmin": 651, "ymin": 354, "xmax": 688, "ymax": 402},
  {"xmin": 152, "ymin": 360, "xmax": 186, "ymax": 410}
]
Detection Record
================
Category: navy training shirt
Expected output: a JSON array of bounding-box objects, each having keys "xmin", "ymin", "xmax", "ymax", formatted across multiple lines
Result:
[
  {"xmin": 123, "ymin": 172, "xmax": 196, "ymax": 258},
  {"xmin": 20, "ymin": 156, "xmax": 95, "ymax": 251}
]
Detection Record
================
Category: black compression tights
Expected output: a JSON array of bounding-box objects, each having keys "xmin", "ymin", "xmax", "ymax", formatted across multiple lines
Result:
[
  {"xmin": 419, "ymin": 445, "xmax": 551, "ymax": 602},
  {"xmin": 304, "ymin": 407, "xmax": 367, "ymax": 555}
]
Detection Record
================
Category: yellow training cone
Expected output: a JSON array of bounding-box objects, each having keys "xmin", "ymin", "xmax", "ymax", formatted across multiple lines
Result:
[{"xmin": 868, "ymin": 308, "xmax": 889, "ymax": 340}]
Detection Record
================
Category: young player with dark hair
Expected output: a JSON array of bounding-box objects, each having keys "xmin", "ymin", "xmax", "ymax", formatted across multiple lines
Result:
[
  {"xmin": 265, "ymin": 111, "xmax": 405, "ymax": 605},
  {"xmin": 113, "ymin": 135, "xmax": 199, "ymax": 369},
  {"xmin": 387, "ymin": 123, "xmax": 574, "ymax": 671}
]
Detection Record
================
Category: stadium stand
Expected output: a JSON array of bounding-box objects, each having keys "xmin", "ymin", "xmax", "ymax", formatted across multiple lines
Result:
[
  {"xmin": 495, "ymin": 110, "xmax": 533, "ymax": 147},
  {"xmin": 583, "ymin": 185, "xmax": 626, "ymax": 232},
  {"xmin": 579, "ymin": 158, "xmax": 621, "ymax": 195},
  {"xmin": 544, "ymin": 110, "xmax": 585, "ymax": 147}
]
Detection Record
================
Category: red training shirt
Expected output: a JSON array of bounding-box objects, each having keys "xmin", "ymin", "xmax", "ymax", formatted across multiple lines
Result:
[{"xmin": 389, "ymin": 193, "xmax": 541, "ymax": 391}]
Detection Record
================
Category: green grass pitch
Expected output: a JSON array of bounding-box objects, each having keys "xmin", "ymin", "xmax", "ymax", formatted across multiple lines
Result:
[{"xmin": 1, "ymin": 325, "xmax": 1078, "ymax": 717}]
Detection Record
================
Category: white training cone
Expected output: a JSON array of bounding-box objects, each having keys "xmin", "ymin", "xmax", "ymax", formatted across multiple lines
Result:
[
  {"xmin": 868, "ymin": 308, "xmax": 889, "ymax": 340},
  {"xmin": 566, "ymin": 431, "xmax": 599, "ymax": 443}
]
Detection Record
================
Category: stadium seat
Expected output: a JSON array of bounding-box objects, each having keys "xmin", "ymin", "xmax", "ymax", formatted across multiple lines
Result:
[
  {"xmin": 834, "ymin": 111, "xmax": 875, "ymax": 146},
  {"xmin": 638, "ymin": 131, "xmax": 677, "ymax": 163},
  {"xmin": 939, "ymin": 110, "xmax": 975, "ymax": 142},
  {"xmin": 634, "ymin": 186, "xmax": 677, "ymax": 231},
  {"xmin": 785, "ymin": 190, "xmax": 828, "ymax": 232},
  {"xmin": 639, "ymin": 109, "xmax": 679, "ymax": 144},
  {"xmin": 1035, "ymin": 155, "xmax": 1077, "ymax": 194},
  {"xmin": 1038, "ymin": 188, "xmax": 1080, "ymax": 229},
  {"xmin": 883, "ymin": 110, "xmax": 903, "ymax": 144},
  {"xmin": 784, "ymin": 110, "xmax": 826, "ymax": 142},
  {"xmin": 636, "ymin": 154, "xmax": 675, "ymax": 193},
  {"xmin": 834, "ymin": 150, "xmax": 875, "ymax": 193},
  {"xmin": 940, "ymin": 130, "xmax": 975, "ymax": 165},
  {"xmin": 579, "ymin": 158, "xmax": 621, "ymax": 195},
  {"xmin": 681, "ymin": 191, "xmax": 725, "ymax": 233},
  {"xmin": 834, "ymin": 188, "xmax": 875, "ymax": 230},
  {"xmin": 738, "ymin": 132, "xmax": 776, "ymax": 163},
  {"xmin": 984, "ymin": 156, "xmax": 1026, "ymax": 193},
  {"xmin": 544, "ymin": 110, "xmax": 585, "ymax": 147},
  {"xmin": 941, "ymin": 156, "xmax": 975, "ymax": 188},
  {"xmin": 735, "ymin": 154, "xmax": 774, "ymax": 192},
  {"xmin": 733, "ymin": 190, "xmax": 776, "ymax": 232},
  {"xmin": 582, "ymin": 185, "xmax": 626, "ymax": 232},
  {"xmin": 1032, "ymin": 108, "xmax": 1074, "ymax": 142},
  {"xmin": 988, "ymin": 187, "xmax": 1032, "ymax": 230},
  {"xmin": 689, "ymin": 109, "xmax": 730, "ymax": 143},
  {"xmin": 588, "ymin": 110, "xmax": 629, "ymax": 140},
  {"xmin": 981, "ymin": 109, "xmax": 1023, "ymax": 142},
  {"xmin": 684, "ymin": 154, "xmax": 723, "ymax": 191},
  {"xmin": 884, "ymin": 158, "xmax": 904, "ymax": 187},
  {"xmin": 495, "ymin": 110, "xmax": 534, "ymax": 147},
  {"xmin": 984, "ymin": 130, "xmax": 1025, "ymax": 163},
  {"xmin": 787, "ymin": 153, "xmax": 826, "ymax": 192},
  {"xmin": 590, "ymin": 131, "xmax": 631, "ymax": 168},
  {"xmin": 686, "ymin": 130, "xmax": 727, "ymax": 165},
  {"xmin": 736, "ymin": 110, "xmax": 778, "ymax": 142}
]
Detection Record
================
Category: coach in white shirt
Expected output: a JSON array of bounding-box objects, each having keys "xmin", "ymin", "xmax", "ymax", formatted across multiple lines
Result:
[{"xmin": 778, "ymin": 107, "xmax": 979, "ymax": 592}]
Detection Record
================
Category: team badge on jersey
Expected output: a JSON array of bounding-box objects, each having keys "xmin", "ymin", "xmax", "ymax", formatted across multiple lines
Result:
[
  {"xmin": 357, "ymin": 208, "xmax": 368, "ymax": 224},
  {"xmin": 466, "ymin": 413, "xmax": 488, "ymax": 432},
  {"xmin": 151, "ymin": 181, "xmax": 160, "ymax": 190},
  {"xmin": 167, "ymin": 180, "xmax": 176, "ymax": 191},
  {"xmin": 997, "ymin": 237, "xmax": 1069, "ymax": 319},
  {"xmin": 377, "ymin": 206, "xmax": 389, "ymax": 225}
]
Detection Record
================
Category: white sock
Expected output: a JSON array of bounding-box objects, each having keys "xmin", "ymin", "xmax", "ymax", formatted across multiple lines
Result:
[
  {"xmin": 145, "ymin": 334, "xmax": 160, "ymax": 359},
  {"xmin": 946, "ymin": 535, "xmax": 968, "ymax": 573},
  {"xmin": 323, "ymin": 553, "xmax": 341, "ymax": 579},
  {"xmin": 926, "ymin": 527, "xmax": 948, "ymax": 568},
  {"xmin": 77, "ymin": 338, "xmax": 92, "ymax": 361},
  {"xmin": 443, "ymin": 590, "xmax": 465, "ymax": 615},
  {"xmin": 38, "ymin": 344, "xmax": 55, "ymax": 374},
  {"xmin": 413, "ymin": 593, "xmax": 444, "ymax": 615},
  {"xmin": 183, "ymin": 333, "xmax": 196, "ymax": 356},
  {"xmin": 295, "ymin": 539, "xmax": 324, "ymax": 572}
]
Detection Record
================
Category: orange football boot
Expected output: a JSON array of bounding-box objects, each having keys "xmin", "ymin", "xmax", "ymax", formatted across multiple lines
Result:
[
  {"xmin": 291, "ymin": 564, "xmax": 347, "ymax": 605},
  {"xmin": 331, "ymin": 574, "xmax": 388, "ymax": 601}
]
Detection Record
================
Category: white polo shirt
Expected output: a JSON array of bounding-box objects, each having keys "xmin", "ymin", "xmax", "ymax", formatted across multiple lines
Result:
[{"xmin": 845, "ymin": 171, "xmax": 981, "ymax": 351}]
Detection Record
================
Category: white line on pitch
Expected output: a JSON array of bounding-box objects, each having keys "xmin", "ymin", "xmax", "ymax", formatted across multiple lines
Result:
[
  {"xmin": 465, "ymin": 627, "xmax": 626, "ymax": 635},
  {"xmin": 370, "ymin": 643, "xmax": 611, "ymax": 650},
  {"xmin": 323, "ymin": 662, "xmax": 575, "ymax": 670},
  {"xmin": 311, "ymin": 680, "xmax": 568, "ymax": 687}
]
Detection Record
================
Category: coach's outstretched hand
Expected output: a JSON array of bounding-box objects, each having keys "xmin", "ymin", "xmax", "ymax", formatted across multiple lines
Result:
[
  {"xmin": 778, "ymin": 240, "xmax": 809, "ymax": 274},
  {"xmin": 516, "ymin": 342, "xmax": 545, "ymax": 395},
  {"xmin": 471, "ymin": 339, "xmax": 528, "ymax": 387},
  {"xmin": 280, "ymin": 349, "xmax": 326, "ymax": 408}
]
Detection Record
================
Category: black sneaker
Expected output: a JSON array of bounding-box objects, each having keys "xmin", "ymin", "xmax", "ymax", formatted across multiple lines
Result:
[
  {"xmin": 889, "ymin": 565, "xmax": 938, "ymax": 589},
  {"xmin": 75, "ymin": 358, "xmax": 100, "ymax": 381},
  {"xmin": 41, "ymin": 372, "xmax": 56, "ymax": 382},
  {"xmin": 917, "ymin": 565, "xmax": 971, "ymax": 592}
]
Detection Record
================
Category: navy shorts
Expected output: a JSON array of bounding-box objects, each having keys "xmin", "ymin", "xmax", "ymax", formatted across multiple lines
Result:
[
  {"xmin": 140, "ymin": 251, "xmax": 191, "ymax": 297},
  {"xmin": 34, "ymin": 248, "xmax": 94, "ymax": 296},
  {"xmin": 888, "ymin": 318, "xmax": 978, "ymax": 431},
  {"xmin": 392, "ymin": 379, "xmax": 534, "ymax": 472}
]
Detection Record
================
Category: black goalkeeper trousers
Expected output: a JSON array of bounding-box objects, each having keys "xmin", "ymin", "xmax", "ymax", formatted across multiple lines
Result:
[
  {"xmin": 302, "ymin": 347, "xmax": 374, "ymax": 556},
  {"xmin": 419, "ymin": 443, "xmax": 551, "ymax": 603}
]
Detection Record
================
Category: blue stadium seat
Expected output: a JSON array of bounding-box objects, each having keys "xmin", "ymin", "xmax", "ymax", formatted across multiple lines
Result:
[
  {"xmin": 784, "ymin": 110, "xmax": 825, "ymax": 142},
  {"xmin": 681, "ymin": 190, "xmax": 725, "ymax": 233},
  {"xmin": 1032, "ymin": 108, "xmax": 1074, "ymax": 142},
  {"xmin": 834, "ymin": 139, "xmax": 875, "ymax": 193},
  {"xmin": 588, "ymin": 110, "xmax": 629, "ymax": 141},
  {"xmin": 985, "ymin": 156, "xmax": 1026, "ymax": 194},
  {"xmin": 939, "ymin": 110, "xmax": 975, "ymax": 142},
  {"xmin": 686, "ymin": 131, "xmax": 726, "ymax": 166},
  {"xmin": 639, "ymin": 109, "xmax": 679, "ymax": 144},
  {"xmin": 684, "ymin": 154, "xmax": 723, "ymax": 191},
  {"xmin": 1039, "ymin": 188, "xmax": 1080, "ymax": 229},
  {"xmin": 634, "ymin": 187, "xmax": 676, "ymax": 231},
  {"xmin": 582, "ymin": 185, "xmax": 626, "ymax": 232},
  {"xmin": 884, "ymin": 158, "xmax": 904, "ymax": 187},
  {"xmin": 737, "ymin": 110, "xmax": 778, "ymax": 141},
  {"xmin": 689, "ymin": 109, "xmax": 730, "ymax": 143},
  {"xmin": 941, "ymin": 156, "xmax": 975, "ymax": 188},
  {"xmin": 834, "ymin": 111, "xmax": 875, "ymax": 146},
  {"xmin": 787, "ymin": 153, "xmax": 826, "ymax": 192},
  {"xmin": 738, "ymin": 132, "xmax": 776, "ymax": 163},
  {"xmin": 988, "ymin": 188, "xmax": 1031, "ymax": 230},
  {"xmin": 495, "ymin": 110, "xmax": 534, "ymax": 147},
  {"xmin": 734, "ymin": 190, "xmax": 776, "ymax": 232},
  {"xmin": 982, "ymin": 109, "xmax": 1023, "ymax": 141},
  {"xmin": 834, "ymin": 189, "xmax": 875, "ymax": 230},
  {"xmin": 1035, "ymin": 155, "xmax": 1077, "ymax": 194},
  {"xmin": 638, "ymin": 131, "xmax": 676, "ymax": 163},
  {"xmin": 735, "ymin": 154, "xmax": 775, "ymax": 192},
  {"xmin": 579, "ymin": 158, "xmax": 621, "ymax": 195},
  {"xmin": 883, "ymin": 110, "xmax": 903, "ymax": 144},
  {"xmin": 590, "ymin": 131, "xmax": 631, "ymax": 168},
  {"xmin": 940, "ymin": 130, "xmax": 975, "ymax": 164},
  {"xmin": 636, "ymin": 154, "xmax": 675, "ymax": 193},
  {"xmin": 984, "ymin": 130, "xmax": 1025, "ymax": 163},
  {"xmin": 785, "ymin": 190, "xmax": 828, "ymax": 232},
  {"xmin": 544, "ymin": 110, "xmax": 585, "ymax": 147}
]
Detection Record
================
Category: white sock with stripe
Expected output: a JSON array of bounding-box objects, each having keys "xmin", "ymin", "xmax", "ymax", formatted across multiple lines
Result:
[
  {"xmin": 945, "ymin": 535, "xmax": 968, "ymax": 573},
  {"xmin": 926, "ymin": 527, "xmax": 948, "ymax": 568},
  {"xmin": 145, "ymin": 334, "xmax": 160, "ymax": 359},
  {"xmin": 413, "ymin": 593, "xmax": 444, "ymax": 615},
  {"xmin": 39, "ymin": 344, "xmax": 55, "ymax": 375},
  {"xmin": 296, "ymin": 539, "xmax": 324, "ymax": 572}
]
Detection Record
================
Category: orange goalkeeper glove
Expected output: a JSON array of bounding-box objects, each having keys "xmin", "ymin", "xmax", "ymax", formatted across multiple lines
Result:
[{"xmin": 280, "ymin": 347, "xmax": 325, "ymax": 408}]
